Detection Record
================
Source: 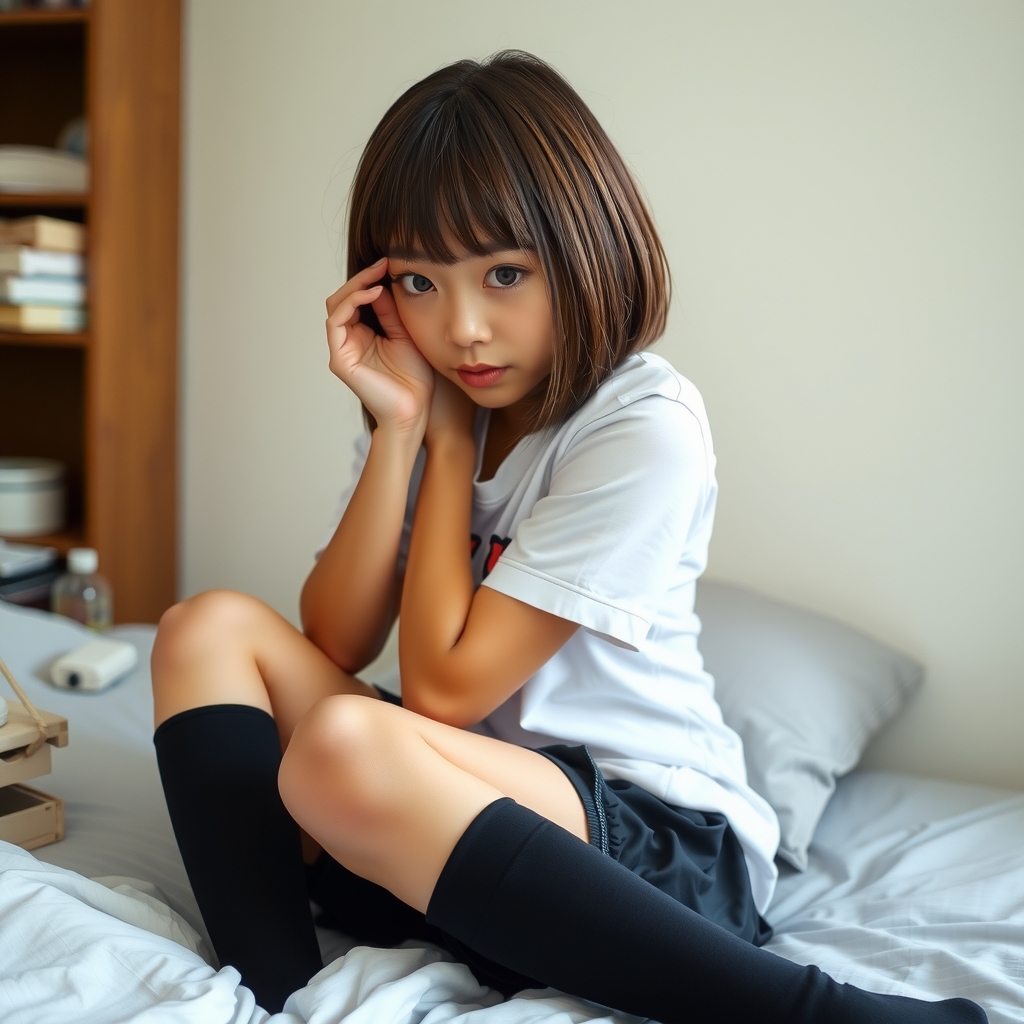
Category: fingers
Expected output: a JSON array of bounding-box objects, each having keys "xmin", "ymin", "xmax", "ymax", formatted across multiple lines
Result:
[
  {"xmin": 325, "ymin": 285, "xmax": 385, "ymax": 379},
  {"xmin": 370, "ymin": 285, "xmax": 411, "ymax": 341},
  {"xmin": 325, "ymin": 257, "xmax": 388, "ymax": 317},
  {"xmin": 326, "ymin": 284, "xmax": 384, "ymax": 336}
]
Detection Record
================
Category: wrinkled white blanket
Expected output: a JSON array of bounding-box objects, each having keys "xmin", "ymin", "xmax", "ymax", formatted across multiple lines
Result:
[{"xmin": 0, "ymin": 842, "xmax": 637, "ymax": 1024}]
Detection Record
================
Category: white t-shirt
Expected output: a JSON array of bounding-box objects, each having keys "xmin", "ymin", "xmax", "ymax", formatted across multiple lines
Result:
[{"xmin": 324, "ymin": 351, "xmax": 780, "ymax": 911}]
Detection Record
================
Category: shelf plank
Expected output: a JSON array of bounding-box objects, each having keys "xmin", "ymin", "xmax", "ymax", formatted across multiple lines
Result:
[
  {"xmin": 0, "ymin": 330, "xmax": 87, "ymax": 348},
  {"xmin": 0, "ymin": 9, "xmax": 89, "ymax": 27},
  {"xmin": 0, "ymin": 528, "xmax": 84, "ymax": 556},
  {"xmin": 0, "ymin": 192, "xmax": 88, "ymax": 208}
]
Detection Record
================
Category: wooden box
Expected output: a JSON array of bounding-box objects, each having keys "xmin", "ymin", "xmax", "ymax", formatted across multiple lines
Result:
[
  {"xmin": 0, "ymin": 700, "xmax": 68, "ymax": 849},
  {"xmin": 0, "ymin": 783, "xmax": 64, "ymax": 851}
]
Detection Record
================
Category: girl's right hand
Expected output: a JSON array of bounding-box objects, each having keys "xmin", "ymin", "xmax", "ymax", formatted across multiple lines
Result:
[{"xmin": 325, "ymin": 258, "xmax": 435, "ymax": 439}]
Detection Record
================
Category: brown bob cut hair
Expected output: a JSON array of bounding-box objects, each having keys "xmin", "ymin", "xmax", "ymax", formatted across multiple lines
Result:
[{"xmin": 348, "ymin": 50, "xmax": 670, "ymax": 430}]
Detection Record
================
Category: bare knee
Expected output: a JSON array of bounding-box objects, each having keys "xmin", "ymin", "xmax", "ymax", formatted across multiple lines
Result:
[
  {"xmin": 279, "ymin": 695, "xmax": 398, "ymax": 836},
  {"xmin": 151, "ymin": 589, "xmax": 270, "ymax": 684}
]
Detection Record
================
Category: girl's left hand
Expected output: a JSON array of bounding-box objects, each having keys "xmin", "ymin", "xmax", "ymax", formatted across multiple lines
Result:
[{"xmin": 425, "ymin": 372, "xmax": 477, "ymax": 449}]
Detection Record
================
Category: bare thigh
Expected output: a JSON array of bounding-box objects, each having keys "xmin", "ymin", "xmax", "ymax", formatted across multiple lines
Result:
[
  {"xmin": 150, "ymin": 589, "xmax": 380, "ymax": 747},
  {"xmin": 279, "ymin": 695, "xmax": 588, "ymax": 913}
]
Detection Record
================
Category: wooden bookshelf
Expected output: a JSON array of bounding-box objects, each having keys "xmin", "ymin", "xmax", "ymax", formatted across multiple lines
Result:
[
  {"xmin": 0, "ymin": 1, "xmax": 180, "ymax": 623},
  {"xmin": 0, "ymin": 192, "xmax": 87, "ymax": 207}
]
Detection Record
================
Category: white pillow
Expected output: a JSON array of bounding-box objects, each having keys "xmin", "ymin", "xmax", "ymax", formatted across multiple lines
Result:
[{"xmin": 695, "ymin": 579, "xmax": 922, "ymax": 869}]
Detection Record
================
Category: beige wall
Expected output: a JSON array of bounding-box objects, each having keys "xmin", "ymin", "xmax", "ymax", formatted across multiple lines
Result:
[{"xmin": 182, "ymin": 1, "xmax": 1024, "ymax": 788}]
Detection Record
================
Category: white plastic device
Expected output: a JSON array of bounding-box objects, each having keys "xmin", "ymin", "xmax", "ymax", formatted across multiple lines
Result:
[
  {"xmin": 50, "ymin": 638, "xmax": 138, "ymax": 692},
  {"xmin": 0, "ymin": 697, "xmax": 7, "ymax": 728}
]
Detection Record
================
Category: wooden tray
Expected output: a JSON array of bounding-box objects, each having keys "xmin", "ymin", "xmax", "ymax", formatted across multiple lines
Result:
[{"xmin": 0, "ymin": 783, "xmax": 64, "ymax": 851}]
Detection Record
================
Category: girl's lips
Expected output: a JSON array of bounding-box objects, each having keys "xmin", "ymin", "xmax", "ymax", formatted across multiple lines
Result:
[{"xmin": 457, "ymin": 365, "xmax": 506, "ymax": 387}]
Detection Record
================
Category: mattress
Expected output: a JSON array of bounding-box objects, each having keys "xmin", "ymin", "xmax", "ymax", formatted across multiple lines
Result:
[{"xmin": 0, "ymin": 599, "xmax": 1021, "ymax": 1023}]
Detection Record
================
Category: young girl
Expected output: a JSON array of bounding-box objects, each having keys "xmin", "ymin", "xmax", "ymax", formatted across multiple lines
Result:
[{"xmin": 152, "ymin": 52, "xmax": 986, "ymax": 1024}]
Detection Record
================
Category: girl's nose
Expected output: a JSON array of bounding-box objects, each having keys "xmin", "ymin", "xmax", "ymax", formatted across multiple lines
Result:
[{"xmin": 444, "ymin": 291, "xmax": 491, "ymax": 348}]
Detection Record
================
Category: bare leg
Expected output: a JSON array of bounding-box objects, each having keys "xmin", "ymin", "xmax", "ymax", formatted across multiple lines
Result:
[
  {"xmin": 152, "ymin": 589, "xmax": 392, "ymax": 862},
  {"xmin": 151, "ymin": 589, "xmax": 381, "ymax": 745},
  {"xmin": 278, "ymin": 694, "xmax": 588, "ymax": 913},
  {"xmin": 280, "ymin": 700, "xmax": 988, "ymax": 1024}
]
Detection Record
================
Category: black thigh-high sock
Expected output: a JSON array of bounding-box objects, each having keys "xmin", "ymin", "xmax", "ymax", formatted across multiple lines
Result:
[
  {"xmin": 426, "ymin": 799, "xmax": 987, "ymax": 1024},
  {"xmin": 154, "ymin": 705, "xmax": 323, "ymax": 1012}
]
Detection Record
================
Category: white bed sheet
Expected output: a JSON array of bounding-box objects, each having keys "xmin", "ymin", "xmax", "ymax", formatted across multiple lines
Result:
[{"xmin": 0, "ymin": 600, "xmax": 1022, "ymax": 1023}]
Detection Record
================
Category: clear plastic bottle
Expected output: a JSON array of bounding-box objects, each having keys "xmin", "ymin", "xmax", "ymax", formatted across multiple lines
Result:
[{"xmin": 51, "ymin": 547, "xmax": 112, "ymax": 630}]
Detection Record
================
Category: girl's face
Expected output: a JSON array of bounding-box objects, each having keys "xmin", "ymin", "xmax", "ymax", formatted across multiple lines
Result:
[{"xmin": 388, "ymin": 247, "xmax": 555, "ymax": 409}]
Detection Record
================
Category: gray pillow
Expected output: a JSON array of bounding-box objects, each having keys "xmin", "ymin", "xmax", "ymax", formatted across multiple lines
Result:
[{"xmin": 695, "ymin": 579, "xmax": 922, "ymax": 870}]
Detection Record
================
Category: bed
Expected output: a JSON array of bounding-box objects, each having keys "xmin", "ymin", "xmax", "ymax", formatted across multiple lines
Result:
[{"xmin": 0, "ymin": 596, "xmax": 1021, "ymax": 1023}]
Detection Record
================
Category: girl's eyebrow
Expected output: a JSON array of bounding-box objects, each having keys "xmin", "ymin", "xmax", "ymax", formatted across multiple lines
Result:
[{"xmin": 387, "ymin": 243, "xmax": 528, "ymax": 265}]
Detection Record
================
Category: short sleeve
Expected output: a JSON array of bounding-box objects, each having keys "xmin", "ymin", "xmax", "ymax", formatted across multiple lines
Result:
[
  {"xmin": 315, "ymin": 429, "xmax": 423, "ymax": 573},
  {"xmin": 481, "ymin": 396, "xmax": 714, "ymax": 650}
]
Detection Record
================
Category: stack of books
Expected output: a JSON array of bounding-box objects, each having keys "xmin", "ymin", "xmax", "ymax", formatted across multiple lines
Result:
[{"xmin": 0, "ymin": 216, "xmax": 86, "ymax": 333}]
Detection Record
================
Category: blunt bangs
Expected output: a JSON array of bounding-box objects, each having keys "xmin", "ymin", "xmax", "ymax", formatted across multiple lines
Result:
[
  {"xmin": 361, "ymin": 100, "xmax": 534, "ymax": 265},
  {"xmin": 348, "ymin": 51, "xmax": 670, "ymax": 429},
  {"xmin": 349, "ymin": 63, "xmax": 540, "ymax": 268}
]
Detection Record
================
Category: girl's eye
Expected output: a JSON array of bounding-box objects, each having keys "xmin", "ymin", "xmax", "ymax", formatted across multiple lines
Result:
[
  {"xmin": 485, "ymin": 265, "xmax": 524, "ymax": 288},
  {"xmin": 397, "ymin": 273, "xmax": 434, "ymax": 295}
]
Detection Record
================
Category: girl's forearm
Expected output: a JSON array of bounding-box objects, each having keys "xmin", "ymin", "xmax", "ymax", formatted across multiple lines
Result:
[
  {"xmin": 301, "ymin": 427, "xmax": 421, "ymax": 672},
  {"xmin": 398, "ymin": 433, "xmax": 477, "ymax": 717}
]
